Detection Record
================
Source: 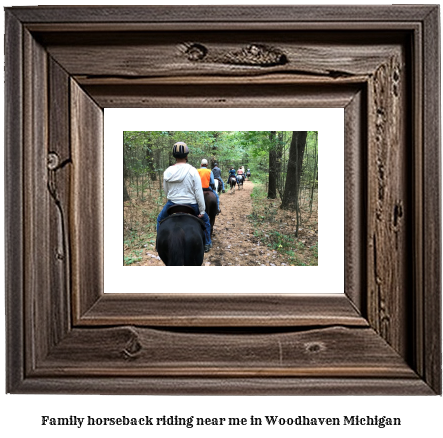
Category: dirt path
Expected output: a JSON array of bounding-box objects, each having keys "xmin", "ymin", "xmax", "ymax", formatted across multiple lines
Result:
[
  {"xmin": 204, "ymin": 180, "xmax": 255, "ymax": 266},
  {"xmin": 142, "ymin": 180, "xmax": 256, "ymax": 266},
  {"xmin": 204, "ymin": 179, "xmax": 291, "ymax": 266},
  {"xmin": 141, "ymin": 179, "xmax": 288, "ymax": 266}
]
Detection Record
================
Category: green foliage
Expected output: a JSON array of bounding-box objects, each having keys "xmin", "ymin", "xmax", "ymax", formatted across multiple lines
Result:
[
  {"xmin": 250, "ymin": 184, "xmax": 267, "ymax": 200},
  {"xmin": 123, "ymin": 130, "xmax": 318, "ymax": 201},
  {"xmin": 124, "ymin": 229, "xmax": 156, "ymax": 250},
  {"xmin": 124, "ymin": 130, "xmax": 317, "ymax": 181},
  {"xmin": 301, "ymin": 131, "xmax": 318, "ymax": 188},
  {"xmin": 310, "ymin": 241, "xmax": 319, "ymax": 262},
  {"xmin": 247, "ymin": 182, "xmax": 318, "ymax": 266},
  {"xmin": 124, "ymin": 250, "xmax": 143, "ymax": 266},
  {"xmin": 267, "ymin": 230, "xmax": 295, "ymax": 250}
]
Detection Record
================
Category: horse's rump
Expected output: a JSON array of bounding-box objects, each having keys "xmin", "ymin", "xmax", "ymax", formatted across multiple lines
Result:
[
  {"xmin": 214, "ymin": 177, "xmax": 223, "ymax": 193},
  {"xmin": 203, "ymin": 188, "xmax": 216, "ymax": 204},
  {"xmin": 229, "ymin": 176, "xmax": 236, "ymax": 192},
  {"xmin": 203, "ymin": 190, "xmax": 218, "ymax": 236},
  {"xmin": 167, "ymin": 226, "xmax": 186, "ymax": 265},
  {"xmin": 157, "ymin": 215, "xmax": 205, "ymax": 266}
]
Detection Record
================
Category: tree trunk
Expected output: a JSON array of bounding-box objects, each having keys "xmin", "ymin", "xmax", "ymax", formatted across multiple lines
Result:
[
  {"xmin": 211, "ymin": 131, "xmax": 219, "ymax": 168},
  {"xmin": 280, "ymin": 132, "xmax": 307, "ymax": 228},
  {"xmin": 168, "ymin": 131, "xmax": 175, "ymax": 167},
  {"xmin": 267, "ymin": 131, "xmax": 277, "ymax": 199},
  {"xmin": 123, "ymin": 156, "xmax": 131, "ymax": 201},
  {"xmin": 276, "ymin": 131, "xmax": 284, "ymax": 197},
  {"xmin": 309, "ymin": 132, "xmax": 318, "ymax": 214},
  {"xmin": 123, "ymin": 181, "xmax": 130, "ymax": 201},
  {"xmin": 145, "ymin": 142, "xmax": 157, "ymax": 181}
]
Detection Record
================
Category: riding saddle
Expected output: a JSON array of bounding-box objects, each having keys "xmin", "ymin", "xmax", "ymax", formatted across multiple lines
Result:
[
  {"xmin": 156, "ymin": 205, "xmax": 206, "ymax": 252},
  {"xmin": 159, "ymin": 204, "xmax": 206, "ymax": 230},
  {"xmin": 166, "ymin": 204, "xmax": 197, "ymax": 216}
]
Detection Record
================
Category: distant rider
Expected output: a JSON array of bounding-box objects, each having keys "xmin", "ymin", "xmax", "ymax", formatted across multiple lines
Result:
[
  {"xmin": 227, "ymin": 166, "xmax": 237, "ymax": 186},
  {"xmin": 198, "ymin": 159, "xmax": 221, "ymax": 215},
  {"xmin": 237, "ymin": 166, "xmax": 245, "ymax": 184},
  {"xmin": 211, "ymin": 162, "xmax": 225, "ymax": 193},
  {"xmin": 156, "ymin": 142, "xmax": 212, "ymax": 252}
]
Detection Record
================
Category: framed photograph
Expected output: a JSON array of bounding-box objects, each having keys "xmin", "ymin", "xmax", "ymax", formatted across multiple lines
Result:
[
  {"xmin": 5, "ymin": 5, "xmax": 440, "ymax": 394},
  {"xmin": 108, "ymin": 108, "xmax": 342, "ymax": 292}
]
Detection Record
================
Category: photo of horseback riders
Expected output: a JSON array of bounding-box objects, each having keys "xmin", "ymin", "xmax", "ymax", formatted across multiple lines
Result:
[{"xmin": 124, "ymin": 131, "xmax": 318, "ymax": 267}]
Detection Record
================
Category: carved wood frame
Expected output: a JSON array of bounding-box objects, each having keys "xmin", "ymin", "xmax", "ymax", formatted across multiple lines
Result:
[{"xmin": 5, "ymin": 6, "xmax": 441, "ymax": 394}]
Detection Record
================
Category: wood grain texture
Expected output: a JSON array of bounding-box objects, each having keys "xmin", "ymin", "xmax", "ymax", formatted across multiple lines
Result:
[
  {"xmin": 23, "ymin": 29, "xmax": 50, "ymax": 372},
  {"xmin": 12, "ymin": 377, "xmax": 434, "ymax": 396},
  {"xmin": 8, "ymin": 5, "xmax": 437, "ymax": 23},
  {"xmin": 48, "ymin": 58, "xmax": 72, "ymax": 346},
  {"xmin": 4, "ymin": 5, "xmax": 441, "ymax": 394},
  {"xmin": 79, "ymin": 294, "xmax": 367, "ymax": 327},
  {"xmin": 422, "ymin": 6, "xmax": 442, "ymax": 394},
  {"xmin": 42, "ymin": 32, "xmax": 400, "ymax": 79},
  {"xmin": 4, "ymin": 10, "xmax": 24, "ymax": 393},
  {"xmin": 366, "ymin": 50, "xmax": 409, "ymax": 358},
  {"xmin": 83, "ymin": 83, "xmax": 361, "ymax": 109},
  {"xmin": 70, "ymin": 80, "xmax": 104, "ymax": 320},
  {"xmin": 36, "ymin": 326, "xmax": 415, "ymax": 378},
  {"xmin": 344, "ymin": 90, "xmax": 366, "ymax": 314},
  {"xmin": 412, "ymin": 17, "xmax": 425, "ymax": 383}
]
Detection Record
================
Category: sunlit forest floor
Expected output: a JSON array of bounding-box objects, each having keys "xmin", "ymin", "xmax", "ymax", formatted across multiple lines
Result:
[{"xmin": 124, "ymin": 180, "xmax": 318, "ymax": 266}]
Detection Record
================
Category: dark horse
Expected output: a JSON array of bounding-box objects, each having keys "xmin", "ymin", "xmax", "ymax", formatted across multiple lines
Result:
[
  {"xmin": 203, "ymin": 189, "xmax": 217, "ymax": 236},
  {"xmin": 228, "ymin": 175, "xmax": 237, "ymax": 193},
  {"xmin": 156, "ymin": 206, "xmax": 205, "ymax": 266}
]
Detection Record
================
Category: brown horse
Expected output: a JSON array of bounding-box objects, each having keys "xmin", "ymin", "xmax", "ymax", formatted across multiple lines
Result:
[{"xmin": 203, "ymin": 189, "xmax": 217, "ymax": 236}]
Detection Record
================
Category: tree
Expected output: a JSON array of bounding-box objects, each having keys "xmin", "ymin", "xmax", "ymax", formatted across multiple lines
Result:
[
  {"xmin": 309, "ymin": 131, "xmax": 318, "ymax": 214},
  {"xmin": 267, "ymin": 131, "xmax": 277, "ymax": 199},
  {"xmin": 123, "ymin": 156, "xmax": 131, "ymax": 201},
  {"xmin": 280, "ymin": 131, "xmax": 307, "ymax": 236},
  {"xmin": 276, "ymin": 131, "xmax": 284, "ymax": 197},
  {"xmin": 145, "ymin": 139, "xmax": 157, "ymax": 181}
]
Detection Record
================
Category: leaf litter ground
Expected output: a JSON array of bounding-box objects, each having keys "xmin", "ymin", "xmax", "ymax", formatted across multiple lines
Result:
[{"xmin": 124, "ymin": 180, "xmax": 318, "ymax": 266}]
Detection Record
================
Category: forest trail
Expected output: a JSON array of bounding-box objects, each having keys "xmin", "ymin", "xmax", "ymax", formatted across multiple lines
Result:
[
  {"xmin": 141, "ymin": 178, "xmax": 294, "ymax": 267},
  {"xmin": 204, "ymin": 179, "xmax": 255, "ymax": 266},
  {"xmin": 125, "ymin": 131, "xmax": 318, "ymax": 267},
  {"xmin": 207, "ymin": 179, "xmax": 296, "ymax": 266},
  {"xmin": 143, "ymin": 179, "xmax": 257, "ymax": 266}
]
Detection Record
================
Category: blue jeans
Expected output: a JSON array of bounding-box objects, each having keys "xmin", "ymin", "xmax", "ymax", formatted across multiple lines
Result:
[{"xmin": 157, "ymin": 200, "xmax": 211, "ymax": 246}]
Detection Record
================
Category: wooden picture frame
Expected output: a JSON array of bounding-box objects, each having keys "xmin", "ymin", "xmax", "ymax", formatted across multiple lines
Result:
[{"xmin": 5, "ymin": 5, "xmax": 441, "ymax": 394}]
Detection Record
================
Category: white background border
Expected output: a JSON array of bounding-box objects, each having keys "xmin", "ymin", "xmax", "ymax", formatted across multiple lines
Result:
[{"xmin": 105, "ymin": 108, "xmax": 344, "ymax": 294}]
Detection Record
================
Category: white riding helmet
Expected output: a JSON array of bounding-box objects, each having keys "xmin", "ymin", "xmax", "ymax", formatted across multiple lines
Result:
[{"xmin": 201, "ymin": 159, "xmax": 208, "ymax": 165}]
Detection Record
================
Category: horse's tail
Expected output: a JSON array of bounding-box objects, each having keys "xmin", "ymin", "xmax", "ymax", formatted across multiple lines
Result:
[{"xmin": 168, "ymin": 225, "xmax": 186, "ymax": 266}]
